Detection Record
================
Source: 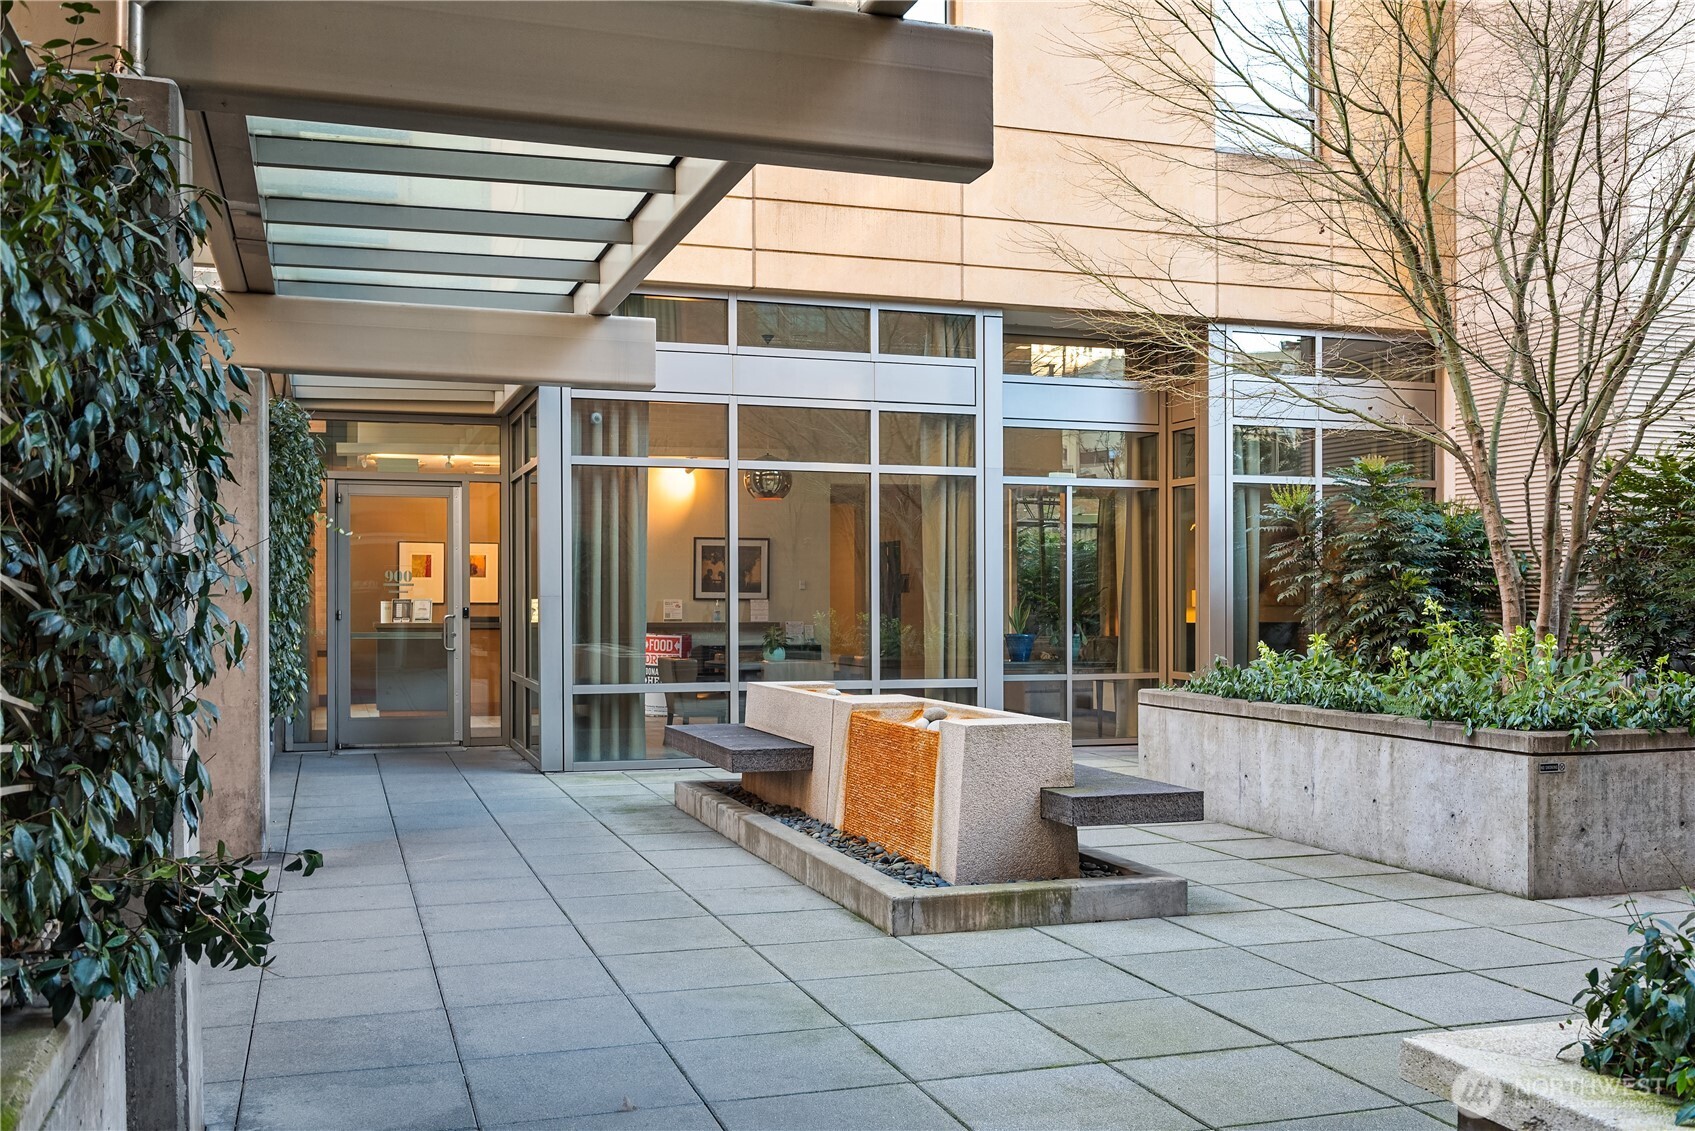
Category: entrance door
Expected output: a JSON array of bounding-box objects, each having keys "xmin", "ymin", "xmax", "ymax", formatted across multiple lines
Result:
[{"xmin": 334, "ymin": 482, "xmax": 465, "ymax": 747}]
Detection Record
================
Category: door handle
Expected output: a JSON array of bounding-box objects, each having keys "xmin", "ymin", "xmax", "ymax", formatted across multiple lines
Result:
[{"xmin": 442, "ymin": 612, "xmax": 457, "ymax": 652}]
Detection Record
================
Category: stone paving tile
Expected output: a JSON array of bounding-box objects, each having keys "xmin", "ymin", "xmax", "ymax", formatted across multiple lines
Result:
[
  {"xmin": 711, "ymin": 1083, "xmax": 964, "ymax": 1130},
  {"xmin": 1545, "ymin": 892, "xmax": 1689, "ymax": 917},
  {"xmin": 421, "ymin": 898, "xmax": 570, "ymax": 934},
  {"xmin": 1184, "ymin": 887, "xmax": 1273, "ymax": 915},
  {"xmin": 1077, "ymin": 826, "xmax": 1175, "ymax": 847},
  {"xmin": 631, "ymin": 982, "xmax": 837, "ymax": 1041},
  {"xmin": 558, "ymin": 891, "xmax": 710, "ymax": 925},
  {"xmin": 426, "ymin": 924, "xmax": 593, "ymax": 967},
  {"xmin": 487, "ymin": 1102, "xmax": 723, "ymax": 1129},
  {"xmin": 435, "ymin": 956, "xmax": 620, "ymax": 1008},
  {"xmin": 1230, "ymin": 1107, "xmax": 1448, "ymax": 1130},
  {"xmin": 1476, "ymin": 959, "xmax": 1600, "ymax": 1003},
  {"xmin": 1503, "ymin": 916, "xmax": 1639, "ymax": 959},
  {"xmin": 1189, "ymin": 984, "xmax": 1429, "ymax": 1042},
  {"xmin": 1404, "ymin": 893, "xmax": 1585, "ymax": 928},
  {"xmin": 401, "ymin": 855, "xmax": 537, "ymax": 883},
  {"xmin": 1344, "ymin": 971, "xmax": 1573, "ymax": 1027},
  {"xmin": 668, "ymin": 1027, "xmax": 905, "ymax": 1101},
  {"xmin": 254, "ymin": 967, "xmax": 443, "ymax": 1024},
  {"xmin": 1269, "ymin": 855, "xmax": 1405, "ymax": 880},
  {"xmin": 205, "ymin": 1080, "xmax": 240, "ymax": 1131},
  {"xmin": 269, "ymin": 906, "xmax": 423, "ymax": 944},
  {"xmin": 755, "ymin": 937, "xmax": 940, "ymax": 981},
  {"xmin": 1246, "ymin": 937, "xmax": 1454, "ymax": 982},
  {"xmin": 1293, "ymin": 901, "xmax": 1475, "ymax": 937},
  {"xmin": 1157, "ymin": 859, "xmax": 1303, "ymax": 886},
  {"xmin": 1290, "ymin": 1032, "xmax": 1450, "ymax": 1105},
  {"xmin": 720, "ymin": 908, "xmax": 886, "ymax": 945},
  {"xmin": 1215, "ymin": 879, "xmax": 1387, "ymax": 909},
  {"xmin": 203, "ymin": 980, "xmax": 261, "ymax": 1028},
  {"xmin": 541, "ymin": 870, "xmax": 683, "ymax": 899},
  {"xmin": 1208, "ymin": 838, "xmax": 1334, "ymax": 860},
  {"xmin": 236, "ymin": 1062, "xmax": 475, "ymax": 1130},
  {"xmin": 922, "ymin": 1064, "xmax": 1201, "ymax": 1131},
  {"xmin": 272, "ymin": 881, "xmax": 417, "ymax": 916},
  {"xmin": 409, "ymin": 876, "xmax": 553, "ymax": 907},
  {"xmin": 1106, "ymin": 841, "xmax": 1239, "ymax": 865},
  {"xmin": 1179, "ymin": 910, "xmax": 1351, "ymax": 947},
  {"xmin": 642, "ymin": 847, "xmax": 766, "ymax": 870},
  {"xmin": 799, "ymin": 969, "xmax": 1010, "ymax": 1024},
  {"xmin": 905, "ymin": 927, "xmax": 1088, "ymax": 967},
  {"xmin": 451, "ymin": 994, "xmax": 654, "ymax": 1059},
  {"xmin": 1035, "ymin": 917, "xmax": 1224, "ymax": 956},
  {"xmin": 1112, "ymin": 947, "xmax": 1317, "ymax": 994},
  {"xmin": 622, "ymin": 832, "xmax": 739, "ymax": 852},
  {"xmin": 1118, "ymin": 1044, "xmax": 1401, "ymax": 1127},
  {"xmin": 664, "ymin": 863, "xmax": 800, "ymax": 893},
  {"xmin": 1377, "ymin": 926, "xmax": 1585, "ymax": 971},
  {"xmin": 959, "ymin": 957, "xmax": 1168, "ymax": 1009},
  {"xmin": 855, "ymin": 1011, "xmax": 1094, "ymax": 1079},
  {"xmin": 522, "ymin": 849, "xmax": 653, "ymax": 876},
  {"xmin": 579, "ymin": 915, "xmax": 745, "ymax": 956},
  {"xmin": 1330, "ymin": 873, "xmax": 1485, "ymax": 900},
  {"xmin": 601, "ymin": 946, "xmax": 789, "ymax": 994},
  {"xmin": 203, "ymin": 1024, "xmax": 251, "ymax": 1084},
  {"xmin": 277, "ymin": 861, "xmax": 412, "ymax": 890},
  {"xmin": 691, "ymin": 884, "xmax": 839, "ymax": 916},
  {"xmin": 1150, "ymin": 822, "xmax": 1268, "ymax": 843},
  {"xmin": 462, "ymin": 1045, "xmax": 699, "ymax": 1125},
  {"xmin": 1030, "ymin": 997, "xmax": 1269, "ymax": 1060},
  {"xmin": 243, "ymin": 1010, "xmax": 458, "ymax": 1079}
]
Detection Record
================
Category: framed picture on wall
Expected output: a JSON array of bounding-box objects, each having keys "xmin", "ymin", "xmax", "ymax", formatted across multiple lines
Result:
[
  {"xmin": 397, "ymin": 541, "xmax": 445, "ymax": 604},
  {"xmin": 693, "ymin": 538, "xmax": 771, "ymax": 601},
  {"xmin": 469, "ymin": 542, "xmax": 499, "ymax": 605}
]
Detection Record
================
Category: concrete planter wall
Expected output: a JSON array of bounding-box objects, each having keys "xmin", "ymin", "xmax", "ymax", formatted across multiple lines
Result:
[
  {"xmin": 1140, "ymin": 689, "xmax": 1694, "ymax": 898},
  {"xmin": 1, "ymin": 1002, "xmax": 126, "ymax": 1131}
]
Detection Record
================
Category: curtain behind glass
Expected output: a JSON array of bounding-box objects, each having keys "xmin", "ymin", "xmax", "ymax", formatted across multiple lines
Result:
[{"xmin": 573, "ymin": 411, "xmax": 646, "ymax": 754}]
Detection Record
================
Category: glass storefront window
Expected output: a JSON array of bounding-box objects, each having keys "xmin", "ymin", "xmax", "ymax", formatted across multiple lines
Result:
[
  {"xmin": 469, "ymin": 481, "xmax": 503, "ymax": 741},
  {"xmin": 1232, "ymin": 483, "xmax": 1308, "ymax": 659},
  {"xmin": 1005, "ymin": 486, "xmax": 1066, "ymax": 674},
  {"xmin": 1172, "ymin": 485, "xmax": 1198, "ymax": 674},
  {"xmin": 1323, "ymin": 336, "xmax": 1436, "ymax": 383},
  {"xmin": 881, "ymin": 412, "xmax": 974, "ymax": 467},
  {"xmin": 1071, "ymin": 678, "xmax": 1155, "ymax": 742},
  {"xmin": 1322, "ymin": 428, "xmax": 1435, "ymax": 479},
  {"xmin": 614, "ymin": 294, "xmax": 730, "ymax": 345},
  {"xmin": 525, "ymin": 473, "xmax": 539, "ymax": 679},
  {"xmin": 1172, "ymin": 427, "xmax": 1197, "ymax": 479},
  {"xmin": 572, "ymin": 399, "xmax": 727, "ymax": 459},
  {"xmin": 1233, "ymin": 425, "xmax": 1314, "ymax": 476},
  {"xmin": 880, "ymin": 476, "xmax": 975, "ymax": 681},
  {"xmin": 323, "ymin": 419, "xmax": 500, "ymax": 474},
  {"xmin": 1004, "ymin": 428, "xmax": 1158, "ymax": 480},
  {"xmin": 290, "ymin": 486, "xmax": 331, "ymax": 746},
  {"xmin": 878, "ymin": 310, "xmax": 975, "ymax": 358},
  {"xmin": 1003, "ymin": 680, "xmax": 1066, "ymax": 722},
  {"xmin": 1223, "ymin": 331, "xmax": 1316, "ymax": 379},
  {"xmin": 738, "ymin": 405, "xmax": 869, "ymax": 465},
  {"xmin": 740, "ymin": 472, "xmax": 871, "ymax": 682},
  {"xmin": 1004, "ymin": 336, "xmax": 1126, "ymax": 380},
  {"xmin": 573, "ymin": 692, "xmax": 729, "ymax": 762},
  {"xmin": 737, "ymin": 300, "xmax": 870, "ymax": 353},
  {"xmin": 1073, "ymin": 487, "xmax": 1159, "ymax": 675}
]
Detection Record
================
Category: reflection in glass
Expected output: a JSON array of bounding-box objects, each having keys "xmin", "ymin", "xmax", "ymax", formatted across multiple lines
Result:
[
  {"xmin": 1004, "ymin": 428, "xmax": 1158, "ymax": 480},
  {"xmin": 1232, "ymin": 483, "xmax": 1309, "ymax": 660},
  {"xmin": 1172, "ymin": 485, "xmax": 1198, "ymax": 674},
  {"xmin": 878, "ymin": 310, "xmax": 975, "ymax": 358},
  {"xmin": 291, "ymin": 486, "xmax": 330, "ymax": 746},
  {"xmin": 324, "ymin": 419, "xmax": 500, "ymax": 474},
  {"xmin": 1323, "ymin": 337, "xmax": 1436, "ymax": 383},
  {"xmin": 740, "ymin": 473, "xmax": 871, "ymax": 682},
  {"xmin": 881, "ymin": 412, "xmax": 974, "ymax": 467},
  {"xmin": 1172, "ymin": 427, "xmax": 1197, "ymax": 479},
  {"xmin": 573, "ymin": 693, "xmax": 726, "ymax": 762},
  {"xmin": 880, "ymin": 476, "xmax": 975, "ymax": 681},
  {"xmin": 738, "ymin": 405, "xmax": 869, "ymax": 464},
  {"xmin": 1071, "ymin": 678, "xmax": 1155, "ymax": 741},
  {"xmin": 615, "ymin": 294, "xmax": 729, "ymax": 345},
  {"xmin": 1004, "ymin": 336, "xmax": 1127, "ymax": 380},
  {"xmin": 1233, "ymin": 426, "xmax": 1314, "ymax": 476},
  {"xmin": 1322, "ymin": 429, "xmax": 1435, "ymax": 478},
  {"xmin": 1073, "ymin": 488, "xmax": 1158, "ymax": 675},
  {"xmin": 737, "ymin": 301, "xmax": 870, "ymax": 352},
  {"xmin": 469, "ymin": 482, "xmax": 503, "ymax": 740},
  {"xmin": 1005, "ymin": 486, "xmax": 1066, "ymax": 674},
  {"xmin": 1003, "ymin": 680, "xmax": 1066, "ymax": 721},
  {"xmin": 572, "ymin": 399, "xmax": 727, "ymax": 459},
  {"xmin": 1223, "ymin": 331, "xmax": 1316, "ymax": 379},
  {"xmin": 525, "ymin": 473, "xmax": 539, "ymax": 679}
]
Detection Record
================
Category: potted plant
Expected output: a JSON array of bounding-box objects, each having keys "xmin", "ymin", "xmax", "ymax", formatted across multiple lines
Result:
[
  {"xmin": 762, "ymin": 622, "xmax": 788, "ymax": 661},
  {"xmin": 1006, "ymin": 600, "xmax": 1036, "ymax": 663}
]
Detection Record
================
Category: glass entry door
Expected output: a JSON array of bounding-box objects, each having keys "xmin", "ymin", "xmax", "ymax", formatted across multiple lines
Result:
[{"xmin": 333, "ymin": 482, "xmax": 465, "ymax": 747}]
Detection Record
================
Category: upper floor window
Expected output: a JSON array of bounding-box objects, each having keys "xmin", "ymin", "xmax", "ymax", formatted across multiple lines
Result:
[
  {"xmin": 1214, "ymin": 0, "xmax": 1316, "ymax": 156},
  {"xmin": 903, "ymin": 0, "xmax": 950, "ymax": 23},
  {"xmin": 879, "ymin": 310, "xmax": 975, "ymax": 359},
  {"xmin": 615, "ymin": 294, "xmax": 728, "ymax": 345},
  {"xmin": 737, "ymin": 300, "xmax": 870, "ymax": 353}
]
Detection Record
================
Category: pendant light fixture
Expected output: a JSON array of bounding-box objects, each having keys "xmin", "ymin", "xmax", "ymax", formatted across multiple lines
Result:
[{"xmin": 742, "ymin": 455, "xmax": 792, "ymax": 501}]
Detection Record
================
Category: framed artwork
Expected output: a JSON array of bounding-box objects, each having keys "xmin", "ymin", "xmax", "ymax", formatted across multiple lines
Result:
[
  {"xmin": 693, "ymin": 537, "xmax": 771, "ymax": 601},
  {"xmin": 469, "ymin": 542, "xmax": 499, "ymax": 605},
  {"xmin": 397, "ymin": 541, "xmax": 445, "ymax": 604}
]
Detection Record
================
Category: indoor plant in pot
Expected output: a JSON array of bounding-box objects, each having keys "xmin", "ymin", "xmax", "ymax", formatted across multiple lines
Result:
[{"xmin": 1006, "ymin": 600, "xmax": 1036, "ymax": 664}]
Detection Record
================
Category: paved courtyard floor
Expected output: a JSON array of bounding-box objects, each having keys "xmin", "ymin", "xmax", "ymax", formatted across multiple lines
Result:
[{"xmin": 200, "ymin": 746, "xmax": 1685, "ymax": 1131}]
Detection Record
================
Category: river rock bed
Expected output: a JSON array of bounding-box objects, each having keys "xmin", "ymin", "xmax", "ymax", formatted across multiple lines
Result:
[{"xmin": 716, "ymin": 784, "xmax": 1129, "ymax": 888}]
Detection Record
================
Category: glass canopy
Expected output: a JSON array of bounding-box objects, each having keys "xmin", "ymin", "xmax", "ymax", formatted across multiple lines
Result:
[{"xmin": 248, "ymin": 116, "xmax": 681, "ymax": 311}]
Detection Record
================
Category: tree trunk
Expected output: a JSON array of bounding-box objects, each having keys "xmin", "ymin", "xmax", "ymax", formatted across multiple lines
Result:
[{"xmin": 1460, "ymin": 449, "xmax": 1527, "ymax": 633}]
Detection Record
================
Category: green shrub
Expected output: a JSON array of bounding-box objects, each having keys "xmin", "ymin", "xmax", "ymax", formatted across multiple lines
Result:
[
  {"xmin": 1568, "ymin": 901, "xmax": 1695, "ymax": 1125},
  {"xmin": 1187, "ymin": 606, "xmax": 1695, "ymax": 747},
  {"xmin": 2, "ymin": 17, "xmax": 315, "ymax": 1021},
  {"xmin": 1589, "ymin": 439, "xmax": 1695, "ymax": 670},
  {"xmin": 1264, "ymin": 457, "xmax": 1500, "ymax": 669},
  {"xmin": 268, "ymin": 399, "xmax": 320, "ymax": 719}
]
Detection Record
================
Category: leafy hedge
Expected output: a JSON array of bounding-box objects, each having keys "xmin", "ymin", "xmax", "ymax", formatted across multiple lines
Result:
[
  {"xmin": 1589, "ymin": 440, "xmax": 1695, "ymax": 671},
  {"xmin": 268, "ymin": 399, "xmax": 319, "ymax": 719},
  {"xmin": 2, "ymin": 18, "xmax": 313, "ymax": 1021},
  {"xmin": 1569, "ymin": 903, "xmax": 1695, "ymax": 1125},
  {"xmin": 1187, "ymin": 609, "xmax": 1695, "ymax": 747}
]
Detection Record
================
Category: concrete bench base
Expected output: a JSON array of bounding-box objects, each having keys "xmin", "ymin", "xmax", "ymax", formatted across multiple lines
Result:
[
  {"xmin": 1400, "ymin": 1021, "xmax": 1681, "ymax": 1130},
  {"xmin": 675, "ymin": 780, "xmax": 1187, "ymax": 934}
]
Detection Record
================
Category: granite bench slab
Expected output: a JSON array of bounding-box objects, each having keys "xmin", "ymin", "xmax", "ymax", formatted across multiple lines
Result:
[
  {"xmin": 1040, "ymin": 765, "xmax": 1205, "ymax": 826},
  {"xmin": 663, "ymin": 724, "xmax": 814, "ymax": 772}
]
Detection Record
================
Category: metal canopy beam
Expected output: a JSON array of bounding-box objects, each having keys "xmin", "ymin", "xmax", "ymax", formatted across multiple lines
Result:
[
  {"xmin": 271, "ymin": 282, "xmax": 573, "ymax": 313},
  {"xmin": 144, "ymin": 1, "xmax": 994, "ymax": 183},
  {"xmin": 250, "ymin": 136, "xmax": 678, "ymax": 193},
  {"xmin": 210, "ymin": 294, "xmax": 655, "ymax": 389},
  {"xmin": 268, "ymin": 244, "xmax": 599, "ymax": 282},
  {"xmin": 262, "ymin": 199, "xmax": 633, "ymax": 244}
]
